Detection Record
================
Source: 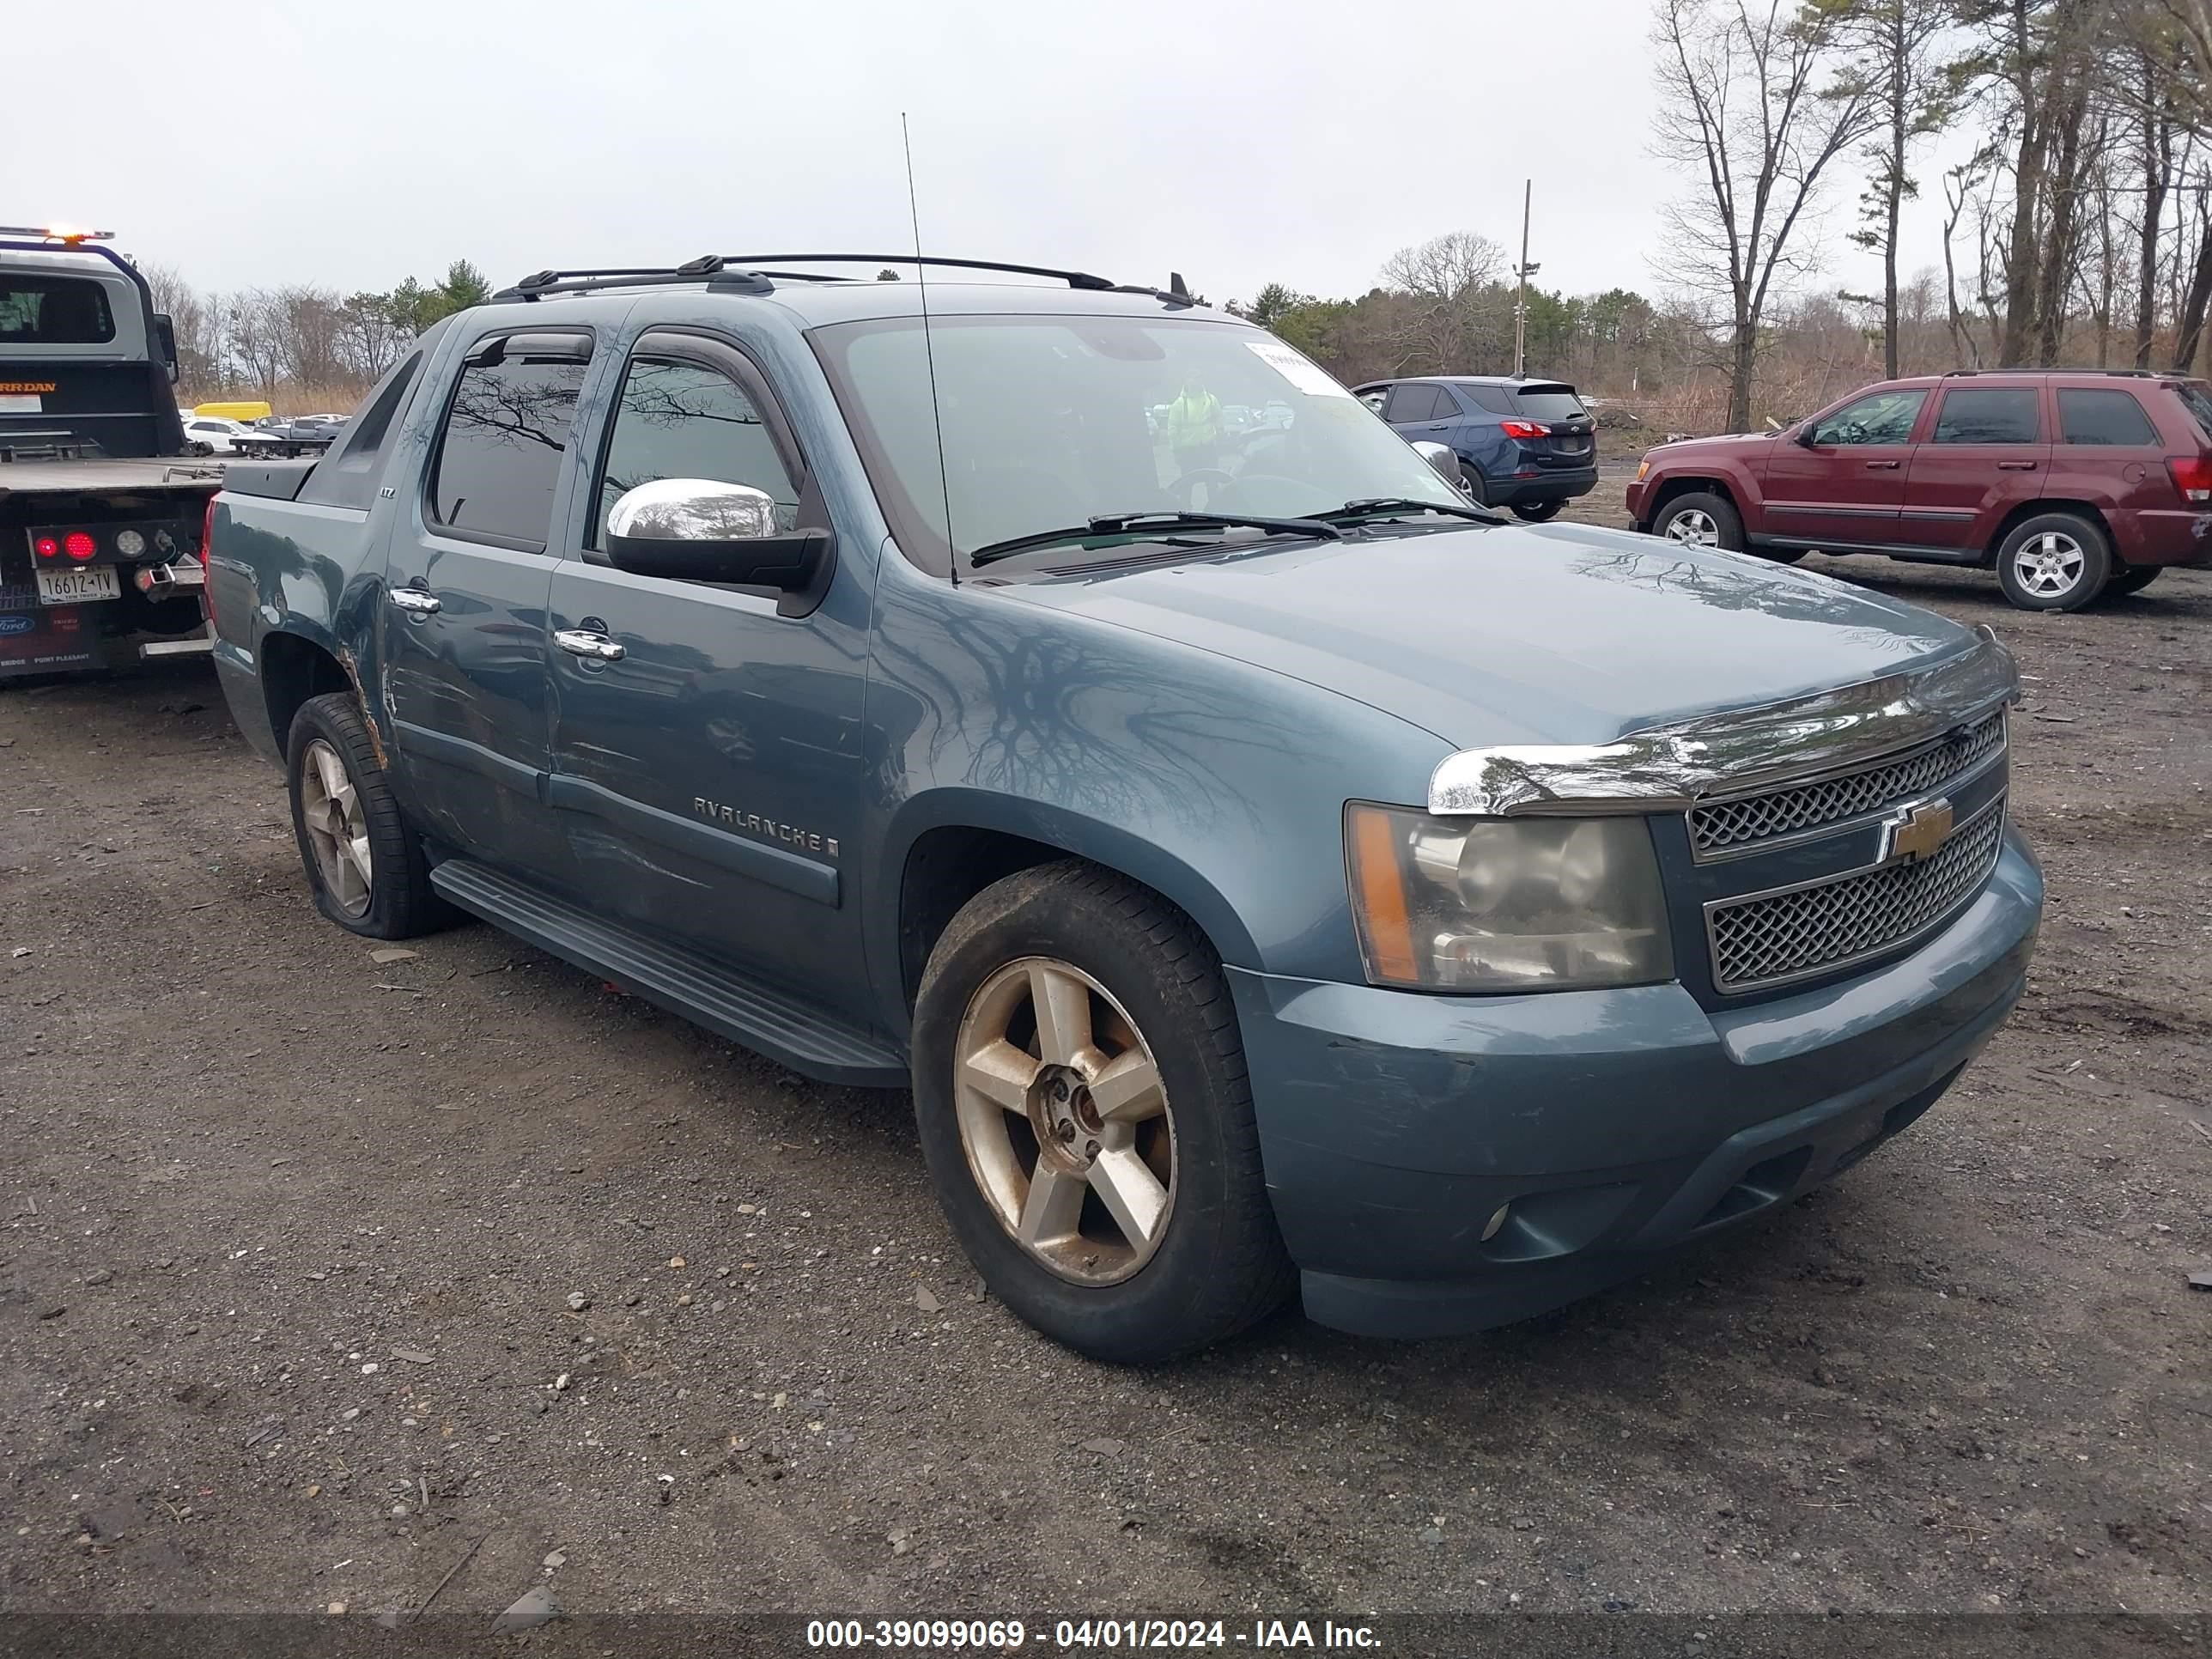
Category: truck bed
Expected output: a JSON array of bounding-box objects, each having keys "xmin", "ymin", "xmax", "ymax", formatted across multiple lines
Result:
[{"xmin": 0, "ymin": 457, "xmax": 227, "ymax": 499}]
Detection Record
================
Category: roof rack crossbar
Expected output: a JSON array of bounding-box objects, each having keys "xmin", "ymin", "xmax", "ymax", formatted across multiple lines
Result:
[{"xmin": 721, "ymin": 253, "xmax": 1118, "ymax": 291}]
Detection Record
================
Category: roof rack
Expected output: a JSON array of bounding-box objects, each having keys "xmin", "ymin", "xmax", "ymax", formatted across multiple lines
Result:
[
  {"xmin": 1940, "ymin": 366, "xmax": 2176, "ymax": 379},
  {"xmin": 492, "ymin": 253, "xmax": 1199, "ymax": 307}
]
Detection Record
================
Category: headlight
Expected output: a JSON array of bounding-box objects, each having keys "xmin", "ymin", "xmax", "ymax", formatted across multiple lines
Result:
[
  {"xmin": 1346, "ymin": 803, "xmax": 1674, "ymax": 992},
  {"xmin": 1634, "ymin": 459, "xmax": 1650, "ymax": 482}
]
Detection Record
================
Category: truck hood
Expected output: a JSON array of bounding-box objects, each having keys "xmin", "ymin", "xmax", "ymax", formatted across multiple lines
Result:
[
  {"xmin": 1649, "ymin": 430, "xmax": 1781, "ymax": 462},
  {"xmin": 994, "ymin": 520, "xmax": 1977, "ymax": 748}
]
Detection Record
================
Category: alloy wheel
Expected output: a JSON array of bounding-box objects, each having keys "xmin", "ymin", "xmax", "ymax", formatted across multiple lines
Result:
[
  {"xmin": 299, "ymin": 738, "xmax": 373, "ymax": 917},
  {"xmin": 1664, "ymin": 507, "xmax": 1719, "ymax": 546},
  {"xmin": 2012, "ymin": 532, "xmax": 2087, "ymax": 599},
  {"xmin": 952, "ymin": 957, "xmax": 1176, "ymax": 1285}
]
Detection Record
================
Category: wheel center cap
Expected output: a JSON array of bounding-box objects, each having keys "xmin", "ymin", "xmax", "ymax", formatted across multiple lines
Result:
[{"xmin": 1031, "ymin": 1066, "xmax": 1103, "ymax": 1170}]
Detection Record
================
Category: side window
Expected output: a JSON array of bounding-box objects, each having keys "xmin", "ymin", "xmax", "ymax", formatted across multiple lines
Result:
[
  {"xmin": 1809, "ymin": 389, "xmax": 1926, "ymax": 446},
  {"xmin": 1358, "ymin": 386, "xmax": 1389, "ymax": 413},
  {"xmin": 592, "ymin": 359, "xmax": 801, "ymax": 547},
  {"xmin": 1931, "ymin": 387, "xmax": 2040, "ymax": 444},
  {"xmin": 1466, "ymin": 386, "xmax": 1518, "ymax": 415},
  {"xmin": 2057, "ymin": 388, "xmax": 2158, "ymax": 447},
  {"xmin": 427, "ymin": 347, "xmax": 590, "ymax": 547},
  {"xmin": 1384, "ymin": 384, "xmax": 1441, "ymax": 422}
]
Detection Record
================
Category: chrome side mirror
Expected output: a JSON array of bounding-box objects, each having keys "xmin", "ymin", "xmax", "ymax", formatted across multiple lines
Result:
[
  {"xmin": 606, "ymin": 477, "xmax": 781, "ymax": 543},
  {"xmin": 604, "ymin": 477, "xmax": 834, "ymax": 617},
  {"xmin": 1413, "ymin": 441, "xmax": 1462, "ymax": 485}
]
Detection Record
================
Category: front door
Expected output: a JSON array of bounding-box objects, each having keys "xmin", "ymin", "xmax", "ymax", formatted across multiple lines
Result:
[
  {"xmin": 1899, "ymin": 384, "xmax": 2050, "ymax": 551},
  {"xmin": 381, "ymin": 327, "xmax": 594, "ymax": 872},
  {"xmin": 543, "ymin": 330, "xmax": 874, "ymax": 1027},
  {"xmin": 1762, "ymin": 386, "xmax": 1929, "ymax": 548}
]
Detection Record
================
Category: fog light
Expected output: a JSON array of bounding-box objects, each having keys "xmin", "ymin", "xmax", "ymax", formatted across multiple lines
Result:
[{"xmin": 1480, "ymin": 1203, "xmax": 1510, "ymax": 1243}]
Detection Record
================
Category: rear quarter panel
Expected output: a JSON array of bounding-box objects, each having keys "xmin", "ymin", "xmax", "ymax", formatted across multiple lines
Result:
[{"xmin": 205, "ymin": 492, "xmax": 379, "ymax": 758}]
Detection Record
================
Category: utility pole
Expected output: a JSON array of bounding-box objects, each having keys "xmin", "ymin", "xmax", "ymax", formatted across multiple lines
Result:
[{"xmin": 1513, "ymin": 179, "xmax": 1535, "ymax": 380}]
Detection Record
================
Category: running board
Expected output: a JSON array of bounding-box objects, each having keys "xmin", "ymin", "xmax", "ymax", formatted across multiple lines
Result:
[{"xmin": 428, "ymin": 858, "xmax": 908, "ymax": 1088}]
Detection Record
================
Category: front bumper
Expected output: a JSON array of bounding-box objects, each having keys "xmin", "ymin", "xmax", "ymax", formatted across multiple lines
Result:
[{"xmin": 1229, "ymin": 830, "xmax": 2043, "ymax": 1338}]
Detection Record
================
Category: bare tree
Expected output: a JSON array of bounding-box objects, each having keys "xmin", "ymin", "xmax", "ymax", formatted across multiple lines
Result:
[
  {"xmin": 1652, "ymin": 0, "xmax": 1877, "ymax": 429},
  {"xmin": 1376, "ymin": 233, "xmax": 1508, "ymax": 373}
]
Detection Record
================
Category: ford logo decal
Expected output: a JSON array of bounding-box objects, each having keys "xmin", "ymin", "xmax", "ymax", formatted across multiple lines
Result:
[{"xmin": 0, "ymin": 613, "xmax": 35, "ymax": 636}]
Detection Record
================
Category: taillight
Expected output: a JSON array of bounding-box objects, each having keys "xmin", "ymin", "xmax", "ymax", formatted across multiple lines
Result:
[
  {"xmin": 1499, "ymin": 419, "xmax": 1551, "ymax": 440},
  {"xmin": 33, "ymin": 536, "xmax": 59, "ymax": 560},
  {"xmin": 199, "ymin": 496, "xmax": 220, "ymax": 634},
  {"xmin": 64, "ymin": 531, "xmax": 96, "ymax": 562},
  {"xmin": 2167, "ymin": 455, "xmax": 2212, "ymax": 503}
]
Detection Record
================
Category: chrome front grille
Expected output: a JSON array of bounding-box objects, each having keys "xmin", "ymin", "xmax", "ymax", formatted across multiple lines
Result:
[
  {"xmin": 1688, "ymin": 711, "xmax": 2006, "ymax": 859},
  {"xmin": 1706, "ymin": 797, "xmax": 2007, "ymax": 993}
]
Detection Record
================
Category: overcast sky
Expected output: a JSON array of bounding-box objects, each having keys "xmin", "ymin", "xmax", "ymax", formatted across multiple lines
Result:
[{"xmin": 15, "ymin": 0, "xmax": 1964, "ymax": 309}]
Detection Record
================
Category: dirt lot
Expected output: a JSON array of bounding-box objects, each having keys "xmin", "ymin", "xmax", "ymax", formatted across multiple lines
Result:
[{"xmin": 2, "ymin": 488, "xmax": 2208, "ymax": 1638}]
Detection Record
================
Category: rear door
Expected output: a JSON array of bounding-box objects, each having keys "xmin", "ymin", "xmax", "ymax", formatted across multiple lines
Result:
[
  {"xmin": 380, "ymin": 325, "xmax": 593, "ymax": 873},
  {"xmin": 1900, "ymin": 384, "xmax": 2049, "ymax": 551},
  {"xmin": 541, "ymin": 327, "xmax": 874, "ymax": 1027},
  {"xmin": 1763, "ymin": 387, "xmax": 1928, "ymax": 547}
]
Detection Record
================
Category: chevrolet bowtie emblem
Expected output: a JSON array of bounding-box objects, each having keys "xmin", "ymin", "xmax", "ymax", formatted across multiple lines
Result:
[{"xmin": 1882, "ymin": 797, "xmax": 1954, "ymax": 864}]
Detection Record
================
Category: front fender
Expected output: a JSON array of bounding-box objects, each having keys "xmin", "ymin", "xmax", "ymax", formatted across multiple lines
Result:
[{"xmin": 859, "ymin": 560, "xmax": 1455, "ymax": 1032}]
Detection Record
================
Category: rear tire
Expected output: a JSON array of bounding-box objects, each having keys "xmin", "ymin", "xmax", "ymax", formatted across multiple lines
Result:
[
  {"xmin": 1458, "ymin": 465, "xmax": 1488, "ymax": 507},
  {"xmin": 1995, "ymin": 512, "xmax": 2111, "ymax": 611},
  {"xmin": 285, "ymin": 691, "xmax": 455, "ymax": 939},
  {"xmin": 1651, "ymin": 490, "xmax": 1745, "ymax": 552},
  {"xmin": 1510, "ymin": 499, "xmax": 1564, "ymax": 523},
  {"xmin": 911, "ymin": 860, "xmax": 1294, "ymax": 1364},
  {"xmin": 2101, "ymin": 565, "xmax": 2162, "ymax": 599}
]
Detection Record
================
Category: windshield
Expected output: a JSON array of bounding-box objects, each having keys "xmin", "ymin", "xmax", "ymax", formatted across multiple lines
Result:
[{"xmin": 811, "ymin": 313, "xmax": 1464, "ymax": 569}]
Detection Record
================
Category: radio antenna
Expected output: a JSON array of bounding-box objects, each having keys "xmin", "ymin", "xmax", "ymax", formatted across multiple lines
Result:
[{"xmin": 902, "ymin": 112, "xmax": 957, "ymax": 585}]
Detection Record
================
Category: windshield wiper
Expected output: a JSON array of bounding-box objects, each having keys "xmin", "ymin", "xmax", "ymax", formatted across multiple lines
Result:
[
  {"xmin": 1323, "ymin": 496, "xmax": 1504, "ymax": 525},
  {"xmin": 969, "ymin": 509, "xmax": 1342, "ymax": 568}
]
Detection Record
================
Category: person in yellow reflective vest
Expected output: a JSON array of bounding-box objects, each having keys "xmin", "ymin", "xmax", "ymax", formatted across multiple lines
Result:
[{"xmin": 1162, "ymin": 374, "xmax": 1222, "ymax": 474}]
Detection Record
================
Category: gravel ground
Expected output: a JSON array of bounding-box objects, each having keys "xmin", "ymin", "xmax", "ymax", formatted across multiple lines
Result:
[{"xmin": 2, "ymin": 477, "xmax": 2208, "ymax": 1634}]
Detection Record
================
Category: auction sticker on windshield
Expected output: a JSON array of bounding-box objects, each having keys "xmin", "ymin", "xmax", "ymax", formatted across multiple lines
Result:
[
  {"xmin": 36, "ymin": 568, "xmax": 119, "ymax": 605},
  {"xmin": 1244, "ymin": 339, "xmax": 1351, "ymax": 398}
]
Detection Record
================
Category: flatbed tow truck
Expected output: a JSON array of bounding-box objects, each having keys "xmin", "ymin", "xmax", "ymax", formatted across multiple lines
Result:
[{"xmin": 1, "ymin": 227, "xmax": 221, "ymax": 679}]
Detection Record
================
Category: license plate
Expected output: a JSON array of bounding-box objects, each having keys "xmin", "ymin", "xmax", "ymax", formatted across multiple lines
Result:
[{"xmin": 36, "ymin": 567, "xmax": 120, "ymax": 605}]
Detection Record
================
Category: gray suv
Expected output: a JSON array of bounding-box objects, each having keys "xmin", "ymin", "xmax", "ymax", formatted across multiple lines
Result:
[{"xmin": 203, "ymin": 253, "xmax": 2043, "ymax": 1361}]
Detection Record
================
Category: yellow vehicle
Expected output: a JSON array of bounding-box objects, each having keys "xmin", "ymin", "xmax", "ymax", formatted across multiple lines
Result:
[{"xmin": 192, "ymin": 399, "xmax": 270, "ymax": 423}]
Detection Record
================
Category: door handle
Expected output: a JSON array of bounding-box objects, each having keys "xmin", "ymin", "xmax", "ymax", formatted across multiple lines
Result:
[
  {"xmin": 387, "ymin": 587, "xmax": 441, "ymax": 616},
  {"xmin": 1996, "ymin": 459, "xmax": 2039, "ymax": 471},
  {"xmin": 554, "ymin": 629, "xmax": 626, "ymax": 662},
  {"xmin": 1863, "ymin": 459, "xmax": 1901, "ymax": 470}
]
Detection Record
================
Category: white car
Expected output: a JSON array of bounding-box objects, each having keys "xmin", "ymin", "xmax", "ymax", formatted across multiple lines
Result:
[{"xmin": 179, "ymin": 416, "xmax": 256, "ymax": 455}]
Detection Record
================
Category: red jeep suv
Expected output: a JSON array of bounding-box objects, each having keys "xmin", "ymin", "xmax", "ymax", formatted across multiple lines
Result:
[{"xmin": 1625, "ymin": 369, "xmax": 2212, "ymax": 610}]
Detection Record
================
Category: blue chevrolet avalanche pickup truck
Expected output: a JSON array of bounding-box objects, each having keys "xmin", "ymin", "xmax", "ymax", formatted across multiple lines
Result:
[{"xmin": 203, "ymin": 252, "xmax": 2043, "ymax": 1362}]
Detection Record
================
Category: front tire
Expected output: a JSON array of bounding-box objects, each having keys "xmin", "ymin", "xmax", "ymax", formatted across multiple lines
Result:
[
  {"xmin": 285, "ymin": 691, "xmax": 454, "ymax": 939},
  {"xmin": 912, "ymin": 861, "xmax": 1294, "ymax": 1363},
  {"xmin": 1651, "ymin": 490, "xmax": 1745, "ymax": 552},
  {"xmin": 1995, "ymin": 512, "xmax": 2111, "ymax": 611}
]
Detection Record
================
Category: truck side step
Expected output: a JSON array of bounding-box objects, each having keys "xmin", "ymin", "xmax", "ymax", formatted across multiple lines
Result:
[{"xmin": 428, "ymin": 857, "xmax": 908, "ymax": 1089}]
